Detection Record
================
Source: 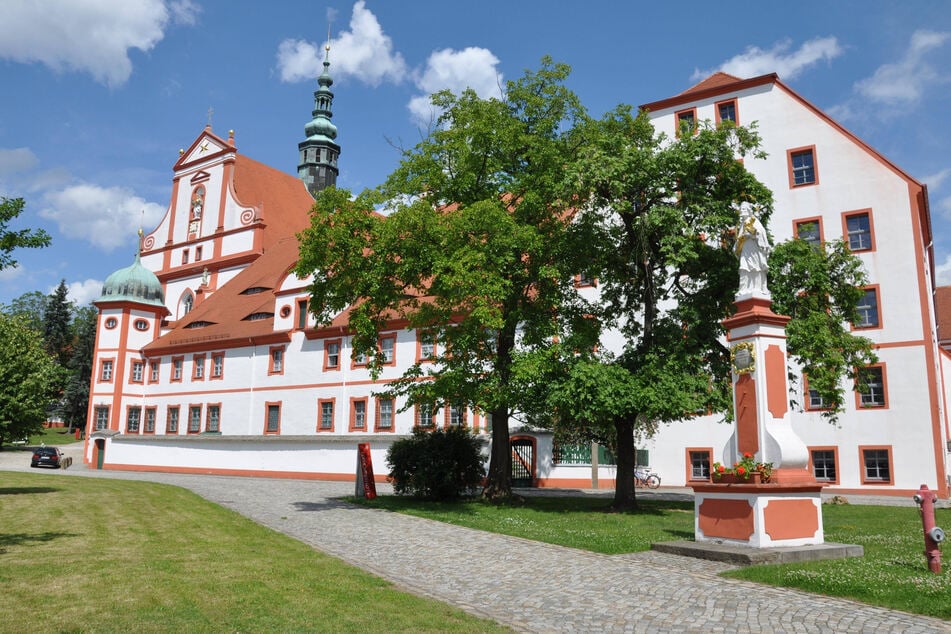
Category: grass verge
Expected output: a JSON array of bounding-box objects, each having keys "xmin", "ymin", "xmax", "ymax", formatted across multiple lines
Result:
[
  {"xmin": 356, "ymin": 494, "xmax": 951, "ymax": 620},
  {"xmin": 0, "ymin": 472, "xmax": 510, "ymax": 633}
]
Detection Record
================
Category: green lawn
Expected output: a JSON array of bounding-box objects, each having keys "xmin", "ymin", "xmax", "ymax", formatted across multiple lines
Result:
[
  {"xmin": 358, "ymin": 494, "xmax": 951, "ymax": 620},
  {"xmin": 0, "ymin": 472, "xmax": 510, "ymax": 633}
]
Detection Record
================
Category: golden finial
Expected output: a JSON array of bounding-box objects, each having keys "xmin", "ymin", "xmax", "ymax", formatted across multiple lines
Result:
[{"xmin": 179, "ymin": 148, "xmax": 184, "ymax": 155}]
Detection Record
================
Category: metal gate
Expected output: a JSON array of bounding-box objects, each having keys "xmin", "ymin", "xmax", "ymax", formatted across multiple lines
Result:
[{"xmin": 510, "ymin": 437, "xmax": 535, "ymax": 487}]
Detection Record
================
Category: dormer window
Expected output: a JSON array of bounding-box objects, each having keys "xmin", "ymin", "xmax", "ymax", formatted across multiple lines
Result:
[
  {"xmin": 244, "ymin": 312, "xmax": 274, "ymax": 321},
  {"xmin": 185, "ymin": 321, "xmax": 213, "ymax": 329},
  {"xmin": 241, "ymin": 287, "xmax": 269, "ymax": 295}
]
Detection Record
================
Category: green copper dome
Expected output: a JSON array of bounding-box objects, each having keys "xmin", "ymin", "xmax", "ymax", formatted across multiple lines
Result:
[
  {"xmin": 303, "ymin": 46, "xmax": 338, "ymax": 142},
  {"xmin": 97, "ymin": 252, "xmax": 165, "ymax": 307}
]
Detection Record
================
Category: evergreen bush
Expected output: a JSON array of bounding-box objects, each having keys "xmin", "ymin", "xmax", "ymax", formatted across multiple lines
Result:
[{"xmin": 386, "ymin": 426, "xmax": 486, "ymax": 500}]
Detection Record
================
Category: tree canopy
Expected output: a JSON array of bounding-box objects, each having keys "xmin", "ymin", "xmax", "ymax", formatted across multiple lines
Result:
[
  {"xmin": 297, "ymin": 59, "xmax": 593, "ymax": 499},
  {"xmin": 0, "ymin": 315, "xmax": 65, "ymax": 446},
  {"xmin": 0, "ymin": 197, "xmax": 51, "ymax": 271},
  {"xmin": 297, "ymin": 60, "xmax": 877, "ymax": 508}
]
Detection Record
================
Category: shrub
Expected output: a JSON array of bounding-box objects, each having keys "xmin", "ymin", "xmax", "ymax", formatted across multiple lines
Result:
[{"xmin": 386, "ymin": 426, "xmax": 486, "ymax": 500}]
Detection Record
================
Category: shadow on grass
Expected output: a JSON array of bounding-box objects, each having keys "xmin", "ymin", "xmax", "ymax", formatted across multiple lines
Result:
[
  {"xmin": 0, "ymin": 487, "xmax": 61, "ymax": 495},
  {"xmin": 0, "ymin": 531, "xmax": 78, "ymax": 552},
  {"xmin": 353, "ymin": 494, "xmax": 694, "ymax": 517}
]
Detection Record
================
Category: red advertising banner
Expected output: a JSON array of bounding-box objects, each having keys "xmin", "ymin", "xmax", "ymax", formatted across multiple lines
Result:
[{"xmin": 357, "ymin": 443, "xmax": 377, "ymax": 500}]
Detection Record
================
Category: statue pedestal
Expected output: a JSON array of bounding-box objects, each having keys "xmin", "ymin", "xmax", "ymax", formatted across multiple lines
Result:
[{"xmin": 691, "ymin": 294, "xmax": 825, "ymax": 547}]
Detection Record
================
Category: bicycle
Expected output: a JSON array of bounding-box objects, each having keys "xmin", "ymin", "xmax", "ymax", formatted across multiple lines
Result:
[{"xmin": 634, "ymin": 466, "xmax": 661, "ymax": 489}]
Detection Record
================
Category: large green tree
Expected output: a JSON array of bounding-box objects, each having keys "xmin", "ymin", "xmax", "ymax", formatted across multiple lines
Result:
[
  {"xmin": 0, "ymin": 315, "xmax": 65, "ymax": 447},
  {"xmin": 59, "ymin": 305, "xmax": 97, "ymax": 432},
  {"xmin": 297, "ymin": 59, "xmax": 592, "ymax": 499},
  {"xmin": 0, "ymin": 197, "xmax": 51, "ymax": 270},
  {"xmin": 45, "ymin": 280, "xmax": 74, "ymax": 366},
  {"xmin": 768, "ymin": 237, "xmax": 877, "ymax": 418},
  {"xmin": 544, "ymin": 109, "xmax": 774, "ymax": 510}
]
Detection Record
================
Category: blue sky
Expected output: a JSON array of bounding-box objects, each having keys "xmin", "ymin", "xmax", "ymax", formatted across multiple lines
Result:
[{"xmin": 1, "ymin": 0, "xmax": 949, "ymax": 306}]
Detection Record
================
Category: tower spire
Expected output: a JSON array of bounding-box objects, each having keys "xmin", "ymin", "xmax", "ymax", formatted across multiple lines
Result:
[{"xmin": 297, "ymin": 30, "xmax": 340, "ymax": 196}]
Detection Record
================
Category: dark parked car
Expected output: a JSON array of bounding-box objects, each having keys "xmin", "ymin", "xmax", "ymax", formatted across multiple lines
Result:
[{"xmin": 31, "ymin": 446, "xmax": 70, "ymax": 469}]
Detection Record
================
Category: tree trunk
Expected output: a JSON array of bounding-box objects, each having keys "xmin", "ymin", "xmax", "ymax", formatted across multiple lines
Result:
[
  {"xmin": 611, "ymin": 417, "xmax": 637, "ymax": 511},
  {"xmin": 482, "ymin": 404, "xmax": 513, "ymax": 500}
]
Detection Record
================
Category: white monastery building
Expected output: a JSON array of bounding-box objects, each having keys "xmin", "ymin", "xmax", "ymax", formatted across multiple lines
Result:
[{"xmin": 84, "ymin": 64, "xmax": 950, "ymax": 498}]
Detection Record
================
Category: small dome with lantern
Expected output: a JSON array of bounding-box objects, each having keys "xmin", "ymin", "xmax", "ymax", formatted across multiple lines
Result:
[{"xmin": 96, "ymin": 248, "xmax": 165, "ymax": 308}]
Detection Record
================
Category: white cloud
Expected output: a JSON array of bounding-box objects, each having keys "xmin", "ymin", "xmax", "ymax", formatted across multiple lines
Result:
[
  {"xmin": 0, "ymin": 0, "xmax": 197, "ymax": 87},
  {"xmin": 692, "ymin": 36, "xmax": 842, "ymax": 81},
  {"xmin": 53, "ymin": 278, "xmax": 103, "ymax": 306},
  {"xmin": 408, "ymin": 47, "xmax": 503, "ymax": 124},
  {"xmin": 39, "ymin": 184, "xmax": 165, "ymax": 251},
  {"xmin": 0, "ymin": 264, "xmax": 24, "ymax": 283},
  {"xmin": 277, "ymin": 0, "xmax": 406, "ymax": 85},
  {"xmin": 855, "ymin": 30, "xmax": 950, "ymax": 105},
  {"xmin": 922, "ymin": 167, "xmax": 951, "ymax": 191},
  {"xmin": 935, "ymin": 250, "xmax": 951, "ymax": 286},
  {"xmin": 0, "ymin": 147, "xmax": 39, "ymax": 175}
]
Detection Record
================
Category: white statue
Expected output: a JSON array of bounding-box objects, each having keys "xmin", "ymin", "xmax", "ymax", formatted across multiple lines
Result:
[{"xmin": 735, "ymin": 208, "xmax": 769, "ymax": 296}]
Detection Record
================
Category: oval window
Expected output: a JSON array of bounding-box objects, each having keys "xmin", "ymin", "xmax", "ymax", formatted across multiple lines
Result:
[
  {"xmin": 134, "ymin": 319, "xmax": 149, "ymax": 331},
  {"xmin": 104, "ymin": 317, "xmax": 118, "ymax": 329},
  {"xmin": 280, "ymin": 305, "xmax": 291, "ymax": 318}
]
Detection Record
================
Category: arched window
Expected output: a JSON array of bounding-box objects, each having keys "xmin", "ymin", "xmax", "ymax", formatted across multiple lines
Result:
[{"xmin": 179, "ymin": 291, "xmax": 194, "ymax": 319}]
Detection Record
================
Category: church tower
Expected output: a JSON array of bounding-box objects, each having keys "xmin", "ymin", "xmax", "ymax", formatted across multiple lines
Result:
[{"xmin": 298, "ymin": 42, "xmax": 340, "ymax": 196}]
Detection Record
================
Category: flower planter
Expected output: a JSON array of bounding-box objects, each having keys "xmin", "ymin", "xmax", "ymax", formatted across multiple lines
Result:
[{"xmin": 712, "ymin": 471, "xmax": 764, "ymax": 485}]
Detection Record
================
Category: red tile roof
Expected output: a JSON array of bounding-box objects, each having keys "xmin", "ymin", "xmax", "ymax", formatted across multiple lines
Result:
[
  {"xmin": 232, "ymin": 154, "xmax": 315, "ymax": 250},
  {"xmin": 144, "ymin": 236, "xmax": 301, "ymax": 354},
  {"xmin": 678, "ymin": 72, "xmax": 745, "ymax": 95},
  {"xmin": 935, "ymin": 286, "xmax": 951, "ymax": 347}
]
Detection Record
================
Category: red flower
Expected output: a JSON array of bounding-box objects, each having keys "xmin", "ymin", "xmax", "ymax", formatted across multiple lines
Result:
[
  {"xmin": 743, "ymin": 452, "xmax": 753, "ymax": 459},
  {"xmin": 717, "ymin": 465, "xmax": 725, "ymax": 473},
  {"xmin": 736, "ymin": 466, "xmax": 747, "ymax": 476}
]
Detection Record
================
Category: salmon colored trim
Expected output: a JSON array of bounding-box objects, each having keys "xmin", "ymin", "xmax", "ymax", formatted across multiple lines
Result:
[
  {"xmin": 217, "ymin": 156, "xmax": 233, "ymax": 233},
  {"xmin": 858, "ymin": 445, "xmax": 894, "ymax": 486},
  {"xmin": 807, "ymin": 445, "xmax": 840, "ymax": 484},
  {"xmin": 146, "ymin": 331, "xmax": 291, "ymax": 356},
  {"xmin": 674, "ymin": 107, "xmax": 697, "ymax": 137},
  {"xmin": 99, "ymin": 462, "xmax": 393, "ymax": 483},
  {"xmin": 186, "ymin": 403, "xmax": 203, "ymax": 434},
  {"xmin": 125, "ymin": 404, "xmax": 142, "ymax": 434},
  {"xmin": 380, "ymin": 333, "xmax": 397, "ymax": 366},
  {"xmin": 685, "ymin": 446, "xmax": 713, "ymax": 483},
  {"xmin": 764, "ymin": 345, "xmax": 788, "ymax": 419},
  {"xmin": 99, "ymin": 358, "xmax": 116, "ymax": 383},
  {"xmin": 640, "ymin": 73, "xmax": 778, "ymax": 114},
  {"xmin": 840, "ymin": 208, "xmax": 876, "ymax": 252},
  {"xmin": 144, "ymin": 406, "xmax": 157, "ymax": 434},
  {"xmin": 853, "ymin": 362, "xmax": 888, "ymax": 410},
  {"xmin": 264, "ymin": 401, "xmax": 281, "ymax": 434},
  {"xmin": 416, "ymin": 331, "xmax": 437, "ymax": 363},
  {"xmin": 698, "ymin": 498, "xmax": 754, "ymax": 540},
  {"xmin": 414, "ymin": 402, "xmax": 436, "ymax": 429},
  {"xmin": 510, "ymin": 435, "xmax": 537, "ymax": 485},
  {"xmin": 295, "ymin": 298, "xmax": 309, "ymax": 331},
  {"xmin": 170, "ymin": 356, "xmax": 184, "ymax": 382},
  {"xmin": 792, "ymin": 215, "xmax": 824, "ymax": 243},
  {"xmin": 210, "ymin": 351, "xmax": 225, "ymax": 380},
  {"xmin": 156, "ymin": 251, "xmax": 258, "ymax": 284},
  {"xmin": 374, "ymin": 397, "xmax": 396, "ymax": 432},
  {"xmin": 802, "ymin": 375, "xmax": 833, "ymax": 412},
  {"xmin": 317, "ymin": 397, "xmax": 336, "ymax": 432},
  {"xmin": 205, "ymin": 402, "xmax": 222, "ymax": 433},
  {"xmin": 349, "ymin": 397, "xmax": 368, "ymax": 432},
  {"xmin": 268, "ymin": 345, "xmax": 285, "ymax": 375},
  {"xmin": 851, "ymin": 284, "xmax": 882, "ymax": 331},
  {"xmin": 763, "ymin": 499, "xmax": 820, "ymax": 540},
  {"xmin": 192, "ymin": 353, "xmax": 206, "ymax": 381},
  {"xmin": 735, "ymin": 374, "xmax": 759, "ymax": 456},
  {"xmin": 444, "ymin": 404, "xmax": 467, "ymax": 429},
  {"xmin": 147, "ymin": 359, "xmax": 161, "ymax": 384},
  {"xmin": 714, "ymin": 98, "xmax": 739, "ymax": 126},
  {"xmin": 323, "ymin": 338, "xmax": 342, "ymax": 371},
  {"xmin": 166, "ymin": 405, "xmax": 181, "ymax": 434},
  {"xmin": 786, "ymin": 145, "xmax": 819, "ymax": 189},
  {"xmin": 535, "ymin": 477, "xmax": 616, "ymax": 489},
  {"xmin": 164, "ymin": 178, "xmax": 182, "ymax": 260},
  {"xmin": 907, "ymin": 184, "xmax": 948, "ymax": 495}
]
